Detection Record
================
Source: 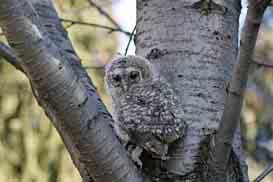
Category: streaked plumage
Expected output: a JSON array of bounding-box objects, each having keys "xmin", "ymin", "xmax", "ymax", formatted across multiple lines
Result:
[{"xmin": 105, "ymin": 55, "xmax": 186, "ymax": 160}]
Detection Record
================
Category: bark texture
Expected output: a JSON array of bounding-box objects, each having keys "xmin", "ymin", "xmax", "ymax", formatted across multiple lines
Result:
[
  {"xmin": 0, "ymin": 0, "xmax": 148, "ymax": 182},
  {"xmin": 1, "ymin": 0, "xmax": 267, "ymax": 181},
  {"xmin": 136, "ymin": 0, "xmax": 247, "ymax": 181},
  {"xmin": 210, "ymin": 1, "xmax": 271, "ymax": 181}
]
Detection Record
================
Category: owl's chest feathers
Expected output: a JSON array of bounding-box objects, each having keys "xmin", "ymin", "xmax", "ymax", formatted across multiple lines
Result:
[
  {"xmin": 120, "ymin": 91, "xmax": 163, "ymax": 117},
  {"xmin": 119, "ymin": 93, "xmax": 175, "ymax": 130}
]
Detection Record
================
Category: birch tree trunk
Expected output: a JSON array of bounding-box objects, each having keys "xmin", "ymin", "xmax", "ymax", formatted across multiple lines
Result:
[{"xmin": 136, "ymin": 0, "xmax": 248, "ymax": 181}]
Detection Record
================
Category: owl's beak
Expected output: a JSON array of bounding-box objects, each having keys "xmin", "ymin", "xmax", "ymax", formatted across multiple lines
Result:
[{"xmin": 122, "ymin": 85, "xmax": 129, "ymax": 92}]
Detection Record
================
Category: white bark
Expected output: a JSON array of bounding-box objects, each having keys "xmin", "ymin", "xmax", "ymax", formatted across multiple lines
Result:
[
  {"xmin": 0, "ymin": 0, "xmax": 148, "ymax": 182},
  {"xmin": 136, "ymin": 0, "xmax": 247, "ymax": 181}
]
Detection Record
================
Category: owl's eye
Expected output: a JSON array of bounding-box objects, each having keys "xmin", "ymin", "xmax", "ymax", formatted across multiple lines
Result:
[
  {"xmin": 129, "ymin": 71, "xmax": 140, "ymax": 81},
  {"xmin": 112, "ymin": 74, "xmax": 121, "ymax": 83}
]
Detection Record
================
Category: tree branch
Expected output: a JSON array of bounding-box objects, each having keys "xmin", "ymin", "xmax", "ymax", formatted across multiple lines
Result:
[
  {"xmin": 87, "ymin": 0, "xmax": 122, "ymax": 29},
  {"xmin": 209, "ymin": 0, "xmax": 271, "ymax": 180},
  {"xmin": 254, "ymin": 163, "xmax": 273, "ymax": 182},
  {"xmin": 0, "ymin": 42, "xmax": 23, "ymax": 71},
  {"xmin": 252, "ymin": 59, "xmax": 273, "ymax": 69},
  {"xmin": 60, "ymin": 18, "xmax": 132, "ymax": 36},
  {"xmin": 124, "ymin": 24, "xmax": 136, "ymax": 55},
  {"xmin": 0, "ymin": 0, "xmax": 148, "ymax": 182}
]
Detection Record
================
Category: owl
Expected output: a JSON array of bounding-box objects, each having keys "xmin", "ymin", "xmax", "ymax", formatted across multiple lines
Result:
[{"xmin": 105, "ymin": 55, "xmax": 186, "ymax": 161}]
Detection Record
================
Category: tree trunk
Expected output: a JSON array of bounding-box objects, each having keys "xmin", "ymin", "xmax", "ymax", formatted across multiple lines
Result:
[{"xmin": 136, "ymin": 0, "xmax": 248, "ymax": 181}]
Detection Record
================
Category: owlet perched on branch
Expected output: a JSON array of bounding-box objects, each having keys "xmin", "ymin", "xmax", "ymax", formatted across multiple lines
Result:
[{"xmin": 105, "ymin": 55, "xmax": 186, "ymax": 162}]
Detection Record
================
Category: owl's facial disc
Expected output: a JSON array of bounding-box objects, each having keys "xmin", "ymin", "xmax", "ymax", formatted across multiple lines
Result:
[{"xmin": 108, "ymin": 67, "xmax": 143, "ymax": 92}]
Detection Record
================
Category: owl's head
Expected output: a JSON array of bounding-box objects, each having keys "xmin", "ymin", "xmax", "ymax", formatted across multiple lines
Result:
[{"xmin": 105, "ymin": 55, "xmax": 155, "ymax": 95}]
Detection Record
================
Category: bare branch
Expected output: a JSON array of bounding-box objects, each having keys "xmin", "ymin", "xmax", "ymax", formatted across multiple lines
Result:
[
  {"xmin": 0, "ymin": 0, "xmax": 148, "ymax": 182},
  {"xmin": 209, "ymin": 0, "xmax": 271, "ymax": 180},
  {"xmin": 84, "ymin": 65, "xmax": 105, "ymax": 70},
  {"xmin": 0, "ymin": 41, "xmax": 23, "ymax": 72},
  {"xmin": 60, "ymin": 18, "xmax": 132, "ymax": 36},
  {"xmin": 254, "ymin": 163, "xmax": 273, "ymax": 182},
  {"xmin": 87, "ymin": 0, "xmax": 121, "ymax": 29},
  {"xmin": 252, "ymin": 59, "xmax": 273, "ymax": 69},
  {"xmin": 124, "ymin": 24, "xmax": 136, "ymax": 55}
]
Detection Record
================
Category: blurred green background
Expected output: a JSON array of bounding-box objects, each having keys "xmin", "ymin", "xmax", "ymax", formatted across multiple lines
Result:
[{"xmin": 1, "ymin": 0, "xmax": 273, "ymax": 181}]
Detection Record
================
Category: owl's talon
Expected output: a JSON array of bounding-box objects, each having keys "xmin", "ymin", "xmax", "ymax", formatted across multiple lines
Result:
[{"xmin": 131, "ymin": 146, "xmax": 143, "ymax": 168}]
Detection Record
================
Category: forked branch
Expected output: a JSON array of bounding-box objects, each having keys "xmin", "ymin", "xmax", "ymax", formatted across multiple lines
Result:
[{"xmin": 0, "ymin": 0, "xmax": 148, "ymax": 182}]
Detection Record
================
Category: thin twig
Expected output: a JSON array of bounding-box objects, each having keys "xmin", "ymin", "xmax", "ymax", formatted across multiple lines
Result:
[
  {"xmin": 60, "ymin": 18, "xmax": 132, "ymax": 36},
  {"xmin": 84, "ymin": 65, "xmax": 105, "ymax": 70},
  {"xmin": 0, "ymin": 42, "xmax": 23, "ymax": 72},
  {"xmin": 254, "ymin": 163, "xmax": 273, "ymax": 182},
  {"xmin": 64, "ymin": 22, "xmax": 75, "ymax": 29},
  {"xmin": 87, "ymin": 0, "xmax": 121, "ymax": 29},
  {"xmin": 124, "ymin": 24, "xmax": 136, "ymax": 55},
  {"xmin": 253, "ymin": 59, "xmax": 273, "ymax": 69}
]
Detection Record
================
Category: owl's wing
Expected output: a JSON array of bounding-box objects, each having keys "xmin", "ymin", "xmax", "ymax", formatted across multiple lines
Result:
[
  {"xmin": 158, "ymin": 110, "xmax": 186, "ymax": 144},
  {"xmin": 153, "ymin": 80, "xmax": 187, "ymax": 144},
  {"xmin": 119, "ymin": 80, "xmax": 186, "ymax": 157}
]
